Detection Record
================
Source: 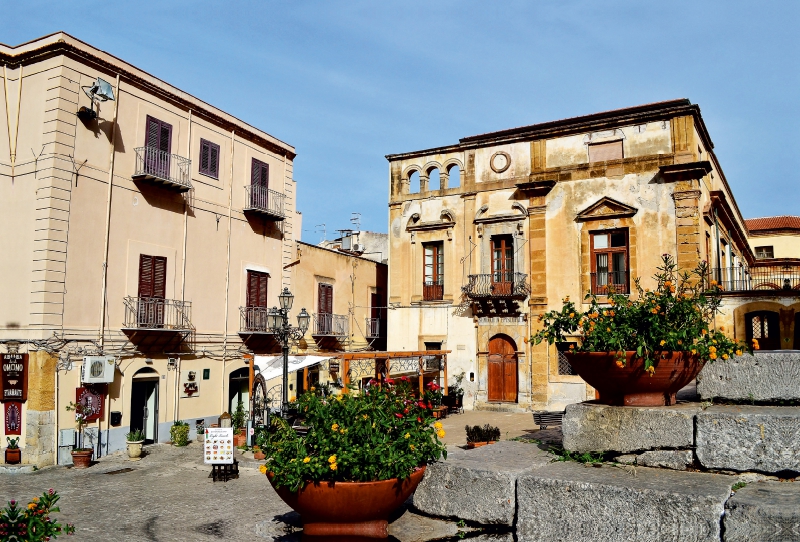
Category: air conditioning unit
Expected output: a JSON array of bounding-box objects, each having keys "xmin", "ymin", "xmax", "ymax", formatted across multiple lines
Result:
[
  {"xmin": 352, "ymin": 243, "xmax": 363, "ymax": 253},
  {"xmin": 81, "ymin": 356, "xmax": 116, "ymax": 384}
]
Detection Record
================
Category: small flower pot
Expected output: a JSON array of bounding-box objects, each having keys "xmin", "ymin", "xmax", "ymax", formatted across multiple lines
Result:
[
  {"xmin": 253, "ymin": 451, "xmax": 266, "ymax": 460},
  {"xmin": 466, "ymin": 440, "xmax": 496, "ymax": 449},
  {"xmin": 432, "ymin": 407, "xmax": 447, "ymax": 419},
  {"xmin": 233, "ymin": 433, "xmax": 247, "ymax": 447},
  {"xmin": 126, "ymin": 440, "xmax": 144, "ymax": 459},
  {"xmin": 71, "ymin": 449, "xmax": 93, "ymax": 469},
  {"xmin": 5, "ymin": 448, "xmax": 21, "ymax": 464}
]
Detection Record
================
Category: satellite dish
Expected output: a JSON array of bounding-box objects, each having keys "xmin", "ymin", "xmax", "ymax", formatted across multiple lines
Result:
[{"xmin": 82, "ymin": 77, "xmax": 115, "ymax": 102}]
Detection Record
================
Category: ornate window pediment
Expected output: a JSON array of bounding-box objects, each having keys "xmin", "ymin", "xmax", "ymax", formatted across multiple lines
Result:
[{"xmin": 576, "ymin": 197, "xmax": 637, "ymax": 222}]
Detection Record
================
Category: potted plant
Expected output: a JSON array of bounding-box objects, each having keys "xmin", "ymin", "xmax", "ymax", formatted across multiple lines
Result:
[
  {"xmin": 5, "ymin": 437, "xmax": 21, "ymax": 464},
  {"xmin": 423, "ymin": 381, "xmax": 446, "ymax": 419},
  {"xmin": 0, "ymin": 489, "xmax": 76, "ymax": 540},
  {"xmin": 126, "ymin": 429, "xmax": 145, "ymax": 459},
  {"xmin": 65, "ymin": 401, "xmax": 93, "ymax": 468},
  {"xmin": 261, "ymin": 380, "xmax": 447, "ymax": 537},
  {"xmin": 169, "ymin": 420, "xmax": 190, "ymax": 447},
  {"xmin": 532, "ymin": 255, "xmax": 752, "ymax": 406},
  {"xmin": 232, "ymin": 398, "xmax": 247, "ymax": 447},
  {"xmin": 252, "ymin": 445, "xmax": 266, "ymax": 461},
  {"xmin": 465, "ymin": 424, "xmax": 500, "ymax": 449},
  {"xmin": 446, "ymin": 370, "xmax": 466, "ymax": 414}
]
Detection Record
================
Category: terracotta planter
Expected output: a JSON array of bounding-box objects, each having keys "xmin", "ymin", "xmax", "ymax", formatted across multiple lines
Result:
[
  {"xmin": 5, "ymin": 448, "xmax": 21, "ymax": 465},
  {"xmin": 233, "ymin": 433, "xmax": 246, "ymax": 447},
  {"xmin": 71, "ymin": 449, "xmax": 93, "ymax": 469},
  {"xmin": 269, "ymin": 466, "xmax": 426, "ymax": 538},
  {"xmin": 432, "ymin": 407, "xmax": 447, "ymax": 419},
  {"xmin": 126, "ymin": 440, "xmax": 144, "ymax": 459},
  {"xmin": 253, "ymin": 451, "xmax": 266, "ymax": 460},
  {"xmin": 466, "ymin": 440, "xmax": 496, "ymax": 449},
  {"xmin": 565, "ymin": 351, "xmax": 704, "ymax": 406}
]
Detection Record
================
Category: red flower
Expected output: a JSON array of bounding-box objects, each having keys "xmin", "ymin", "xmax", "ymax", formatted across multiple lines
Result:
[
  {"xmin": 395, "ymin": 412, "xmax": 403, "ymax": 418},
  {"xmin": 404, "ymin": 407, "xmax": 409, "ymax": 414},
  {"xmin": 400, "ymin": 376, "xmax": 409, "ymax": 381},
  {"xmin": 418, "ymin": 401, "xmax": 426, "ymax": 409},
  {"xmin": 385, "ymin": 378, "xmax": 395, "ymax": 385},
  {"xmin": 417, "ymin": 417, "xmax": 422, "ymax": 422},
  {"xmin": 427, "ymin": 402, "xmax": 433, "ymax": 409}
]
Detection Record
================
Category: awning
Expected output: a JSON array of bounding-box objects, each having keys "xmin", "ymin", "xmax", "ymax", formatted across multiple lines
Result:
[{"xmin": 254, "ymin": 355, "xmax": 335, "ymax": 382}]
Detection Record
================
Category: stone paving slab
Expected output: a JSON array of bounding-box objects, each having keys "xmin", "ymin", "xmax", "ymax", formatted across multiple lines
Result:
[
  {"xmin": 723, "ymin": 481, "xmax": 800, "ymax": 542},
  {"xmin": 698, "ymin": 351, "xmax": 800, "ymax": 402},
  {"xmin": 563, "ymin": 401, "xmax": 700, "ymax": 453},
  {"xmin": 696, "ymin": 406, "xmax": 800, "ymax": 474},
  {"xmin": 516, "ymin": 462, "xmax": 734, "ymax": 542},
  {"xmin": 413, "ymin": 441, "xmax": 552, "ymax": 526}
]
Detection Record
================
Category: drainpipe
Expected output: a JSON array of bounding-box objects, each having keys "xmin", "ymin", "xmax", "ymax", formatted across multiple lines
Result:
[
  {"xmin": 98, "ymin": 74, "xmax": 121, "ymax": 348},
  {"xmin": 181, "ymin": 110, "xmax": 191, "ymax": 302},
  {"xmin": 714, "ymin": 206, "xmax": 721, "ymax": 275},
  {"xmin": 221, "ymin": 130, "xmax": 235, "ymax": 414},
  {"xmin": 3, "ymin": 65, "xmax": 12, "ymax": 174}
]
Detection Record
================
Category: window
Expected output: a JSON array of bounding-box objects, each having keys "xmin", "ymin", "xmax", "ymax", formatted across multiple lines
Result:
[
  {"xmin": 250, "ymin": 158, "xmax": 270, "ymax": 208},
  {"xmin": 246, "ymin": 271, "xmax": 268, "ymax": 308},
  {"xmin": 423, "ymin": 242, "xmax": 444, "ymax": 301},
  {"xmin": 424, "ymin": 341, "xmax": 442, "ymax": 351},
  {"xmin": 317, "ymin": 283, "xmax": 334, "ymax": 334},
  {"xmin": 138, "ymin": 254, "xmax": 167, "ymax": 299},
  {"xmin": 199, "ymin": 139, "xmax": 220, "ymax": 179},
  {"xmin": 145, "ymin": 116, "xmax": 172, "ymax": 154},
  {"xmin": 756, "ymin": 246, "xmax": 774, "ymax": 259},
  {"xmin": 491, "ymin": 235, "xmax": 514, "ymax": 295},
  {"xmin": 591, "ymin": 230, "xmax": 629, "ymax": 294},
  {"xmin": 588, "ymin": 140, "xmax": 623, "ymax": 163}
]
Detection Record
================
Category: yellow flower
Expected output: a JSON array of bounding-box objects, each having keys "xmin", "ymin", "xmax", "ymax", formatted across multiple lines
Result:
[
  {"xmin": 331, "ymin": 423, "xmax": 339, "ymax": 431},
  {"xmin": 664, "ymin": 280, "xmax": 672, "ymax": 287},
  {"xmin": 691, "ymin": 349, "xmax": 697, "ymax": 355},
  {"xmin": 437, "ymin": 429, "xmax": 446, "ymax": 439},
  {"xmin": 410, "ymin": 444, "xmax": 416, "ymax": 450},
  {"xmin": 290, "ymin": 396, "xmax": 296, "ymax": 402},
  {"xmin": 709, "ymin": 346, "xmax": 716, "ymax": 353},
  {"xmin": 710, "ymin": 353, "xmax": 717, "ymax": 360},
  {"xmin": 336, "ymin": 394, "xmax": 343, "ymax": 401},
  {"xmin": 32, "ymin": 498, "xmax": 38, "ymax": 503},
  {"xmin": 328, "ymin": 455, "xmax": 337, "ymax": 464},
  {"xmin": 404, "ymin": 433, "xmax": 410, "ymax": 439},
  {"xmin": 362, "ymin": 414, "xmax": 368, "ymax": 420},
  {"xmin": 569, "ymin": 313, "xmax": 575, "ymax": 318},
  {"xmin": 340, "ymin": 428, "xmax": 347, "ymax": 434},
  {"xmin": 606, "ymin": 327, "xmax": 611, "ymax": 332},
  {"xmin": 722, "ymin": 354, "xmax": 729, "ymax": 360},
  {"xmin": 28, "ymin": 503, "xmax": 36, "ymax": 510},
  {"xmin": 259, "ymin": 464, "xmax": 268, "ymax": 474},
  {"xmin": 330, "ymin": 462, "xmax": 338, "ymax": 471},
  {"xmin": 434, "ymin": 422, "xmax": 443, "ymax": 430},
  {"xmin": 736, "ymin": 350, "xmax": 742, "ymax": 356},
  {"xmin": 677, "ymin": 340, "xmax": 683, "ymax": 345},
  {"xmin": 660, "ymin": 340, "xmax": 666, "ymax": 346},
  {"xmin": 303, "ymin": 457, "xmax": 311, "ymax": 463},
  {"xmin": 290, "ymin": 458, "xmax": 296, "ymax": 462},
  {"xmin": 603, "ymin": 310, "xmax": 608, "ymax": 316},
  {"xmin": 310, "ymin": 386, "xmax": 316, "ymax": 392}
]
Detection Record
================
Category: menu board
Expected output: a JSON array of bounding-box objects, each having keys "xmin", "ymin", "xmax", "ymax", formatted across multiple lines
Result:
[
  {"xmin": 1, "ymin": 354, "xmax": 28, "ymax": 402},
  {"xmin": 204, "ymin": 427, "xmax": 234, "ymax": 465}
]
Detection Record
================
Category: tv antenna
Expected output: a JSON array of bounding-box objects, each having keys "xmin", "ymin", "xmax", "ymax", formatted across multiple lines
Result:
[
  {"xmin": 315, "ymin": 224, "xmax": 327, "ymax": 243},
  {"xmin": 350, "ymin": 213, "xmax": 361, "ymax": 232},
  {"xmin": 78, "ymin": 77, "xmax": 115, "ymax": 121}
]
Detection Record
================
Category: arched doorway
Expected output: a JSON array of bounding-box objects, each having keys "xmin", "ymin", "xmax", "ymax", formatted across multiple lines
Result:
[
  {"xmin": 746, "ymin": 311, "xmax": 781, "ymax": 351},
  {"xmin": 229, "ymin": 367, "xmax": 250, "ymax": 416},
  {"xmin": 130, "ymin": 367, "xmax": 159, "ymax": 444},
  {"xmin": 488, "ymin": 335, "xmax": 518, "ymax": 403}
]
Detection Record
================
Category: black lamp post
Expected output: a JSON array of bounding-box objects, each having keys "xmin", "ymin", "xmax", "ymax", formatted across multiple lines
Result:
[{"xmin": 267, "ymin": 287, "xmax": 310, "ymax": 417}]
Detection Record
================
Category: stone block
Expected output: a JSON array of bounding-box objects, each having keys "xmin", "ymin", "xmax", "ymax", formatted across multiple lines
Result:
[
  {"xmin": 636, "ymin": 450, "xmax": 694, "ymax": 471},
  {"xmin": 563, "ymin": 402, "xmax": 700, "ymax": 453},
  {"xmin": 413, "ymin": 441, "xmax": 551, "ymax": 525},
  {"xmin": 695, "ymin": 406, "xmax": 800, "ymax": 474},
  {"xmin": 697, "ymin": 351, "xmax": 800, "ymax": 402},
  {"xmin": 517, "ymin": 462, "xmax": 733, "ymax": 542},
  {"xmin": 724, "ymin": 481, "xmax": 800, "ymax": 542}
]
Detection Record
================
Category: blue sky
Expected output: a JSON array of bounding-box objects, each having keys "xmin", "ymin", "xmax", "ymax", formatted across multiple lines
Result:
[{"xmin": 3, "ymin": 1, "xmax": 798, "ymax": 238}]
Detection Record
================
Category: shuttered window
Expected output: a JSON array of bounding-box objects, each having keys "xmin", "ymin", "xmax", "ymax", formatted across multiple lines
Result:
[
  {"xmin": 246, "ymin": 271, "xmax": 269, "ymax": 308},
  {"xmin": 590, "ymin": 230, "xmax": 629, "ymax": 294},
  {"xmin": 318, "ymin": 284, "xmax": 333, "ymax": 314},
  {"xmin": 423, "ymin": 242, "xmax": 444, "ymax": 301},
  {"xmin": 199, "ymin": 139, "xmax": 220, "ymax": 179},
  {"xmin": 145, "ymin": 116, "xmax": 172, "ymax": 154},
  {"xmin": 588, "ymin": 140, "xmax": 623, "ymax": 163},
  {"xmin": 138, "ymin": 255, "xmax": 167, "ymax": 299},
  {"xmin": 251, "ymin": 158, "xmax": 269, "ymax": 190}
]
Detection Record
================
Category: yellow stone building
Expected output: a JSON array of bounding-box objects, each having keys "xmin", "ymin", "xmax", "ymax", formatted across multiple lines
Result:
[{"xmin": 385, "ymin": 99, "xmax": 800, "ymax": 412}]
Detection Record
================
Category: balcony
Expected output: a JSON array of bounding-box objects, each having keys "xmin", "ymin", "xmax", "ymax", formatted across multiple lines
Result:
[
  {"xmin": 243, "ymin": 185, "xmax": 286, "ymax": 220},
  {"xmin": 423, "ymin": 280, "xmax": 444, "ymax": 301},
  {"xmin": 462, "ymin": 272, "xmax": 530, "ymax": 299},
  {"xmin": 710, "ymin": 265, "xmax": 800, "ymax": 293},
  {"xmin": 313, "ymin": 313, "xmax": 348, "ymax": 337},
  {"xmin": 121, "ymin": 296, "xmax": 193, "ymax": 351},
  {"xmin": 590, "ymin": 271, "xmax": 630, "ymax": 295},
  {"xmin": 238, "ymin": 306, "xmax": 280, "ymax": 353},
  {"xmin": 366, "ymin": 318, "xmax": 380, "ymax": 338},
  {"xmin": 132, "ymin": 147, "xmax": 192, "ymax": 192}
]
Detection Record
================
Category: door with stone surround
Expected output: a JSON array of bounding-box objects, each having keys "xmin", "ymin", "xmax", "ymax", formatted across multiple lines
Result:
[{"xmin": 488, "ymin": 335, "xmax": 518, "ymax": 403}]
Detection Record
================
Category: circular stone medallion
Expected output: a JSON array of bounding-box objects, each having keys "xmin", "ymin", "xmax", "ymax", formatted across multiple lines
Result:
[{"xmin": 490, "ymin": 151, "xmax": 511, "ymax": 173}]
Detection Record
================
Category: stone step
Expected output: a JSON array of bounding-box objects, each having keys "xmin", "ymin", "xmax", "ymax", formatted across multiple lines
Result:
[
  {"xmin": 474, "ymin": 401, "xmax": 531, "ymax": 414},
  {"xmin": 516, "ymin": 462, "xmax": 734, "ymax": 542},
  {"xmin": 412, "ymin": 441, "xmax": 552, "ymax": 526},
  {"xmin": 698, "ymin": 351, "xmax": 800, "ymax": 402},
  {"xmin": 723, "ymin": 481, "xmax": 800, "ymax": 542}
]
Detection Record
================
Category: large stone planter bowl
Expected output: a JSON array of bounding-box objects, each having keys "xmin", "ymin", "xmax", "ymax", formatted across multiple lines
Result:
[
  {"xmin": 269, "ymin": 466, "xmax": 426, "ymax": 538},
  {"xmin": 565, "ymin": 351, "xmax": 703, "ymax": 406},
  {"xmin": 126, "ymin": 440, "xmax": 144, "ymax": 459}
]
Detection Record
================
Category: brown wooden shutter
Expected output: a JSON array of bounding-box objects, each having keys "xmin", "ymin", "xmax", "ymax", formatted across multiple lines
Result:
[
  {"xmin": 209, "ymin": 144, "xmax": 219, "ymax": 177},
  {"xmin": 246, "ymin": 271, "xmax": 269, "ymax": 307},
  {"xmin": 251, "ymin": 158, "xmax": 269, "ymax": 189},
  {"xmin": 153, "ymin": 256, "xmax": 167, "ymax": 299},
  {"xmin": 144, "ymin": 116, "xmax": 172, "ymax": 153},
  {"xmin": 318, "ymin": 284, "xmax": 332, "ymax": 314},
  {"xmin": 588, "ymin": 140, "xmax": 623, "ymax": 162},
  {"xmin": 200, "ymin": 140, "xmax": 210, "ymax": 173},
  {"xmin": 371, "ymin": 292, "xmax": 380, "ymax": 319},
  {"xmin": 138, "ymin": 255, "xmax": 154, "ymax": 298}
]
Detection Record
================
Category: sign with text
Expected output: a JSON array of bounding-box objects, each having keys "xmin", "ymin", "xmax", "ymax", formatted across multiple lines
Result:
[
  {"xmin": 1, "ymin": 354, "xmax": 28, "ymax": 402},
  {"xmin": 181, "ymin": 370, "xmax": 200, "ymax": 398},
  {"xmin": 76, "ymin": 386, "xmax": 105, "ymax": 422},
  {"xmin": 204, "ymin": 427, "xmax": 234, "ymax": 465}
]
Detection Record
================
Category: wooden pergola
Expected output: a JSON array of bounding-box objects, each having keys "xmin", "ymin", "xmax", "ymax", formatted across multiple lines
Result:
[{"xmin": 338, "ymin": 350, "xmax": 451, "ymax": 396}]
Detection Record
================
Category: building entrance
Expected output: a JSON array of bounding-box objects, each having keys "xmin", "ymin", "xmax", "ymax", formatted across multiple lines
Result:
[
  {"xmin": 130, "ymin": 369, "xmax": 159, "ymax": 444},
  {"xmin": 488, "ymin": 335, "xmax": 518, "ymax": 403}
]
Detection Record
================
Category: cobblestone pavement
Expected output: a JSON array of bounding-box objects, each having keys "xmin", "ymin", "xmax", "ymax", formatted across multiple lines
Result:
[{"xmin": 439, "ymin": 409, "xmax": 563, "ymax": 448}]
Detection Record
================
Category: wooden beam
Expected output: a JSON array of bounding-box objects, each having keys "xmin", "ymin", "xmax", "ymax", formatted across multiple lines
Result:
[{"xmin": 340, "ymin": 350, "xmax": 451, "ymax": 360}]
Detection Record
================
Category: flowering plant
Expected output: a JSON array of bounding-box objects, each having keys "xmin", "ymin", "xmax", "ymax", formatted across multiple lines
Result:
[
  {"xmin": 261, "ymin": 379, "xmax": 447, "ymax": 491},
  {"xmin": 0, "ymin": 489, "xmax": 75, "ymax": 541},
  {"xmin": 64, "ymin": 402, "xmax": 93, "ymax": 451},
  {"xmin": 532, "ymin": 254, "xmax": 753, "ymax": 373},
  {"xmin": 423, "ymin": 381, "xmax": 443, "ymax": 408}
]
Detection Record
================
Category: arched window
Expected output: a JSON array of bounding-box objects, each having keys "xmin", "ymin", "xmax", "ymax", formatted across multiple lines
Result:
[
  {"xmin": 746, "ymin": 310, "xmax": 781, "ymax": 351},
  {"xmin": 447, "ymin": 164, "xmax": 461, "ymax": 188},
  {"xmin": 408, "ymin": 170, "xmax": 420, "ymax": 194},
  {"xmin": 428, "ymin": 168, "xmax": 440, "ymax": 191}
]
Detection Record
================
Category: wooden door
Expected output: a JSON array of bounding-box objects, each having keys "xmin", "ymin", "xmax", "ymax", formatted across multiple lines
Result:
[
  {"xmin": 318, "ymin": 284, "xmax": 333, "ymax": 334},
  {"xmin": 251, "ymin": 158, "xmax": 269, "ymax": 208},
  {"xmin": 746, "ymin": 311, "xmax": 780, "ymax": 351},
  {"xmin": 488, "ymin": 335, "xmax": 518, "ymax": 402},
  {"xmin": 491, "ymin": 236, "xmax": 513, "ymax": 295},
  {"xmin": 138, "ymin": 255, "xmax": 167, "ymax": 327},
  {"xmin": 145, "ymin": 116, "xmax": 172, "ymax": 178}
]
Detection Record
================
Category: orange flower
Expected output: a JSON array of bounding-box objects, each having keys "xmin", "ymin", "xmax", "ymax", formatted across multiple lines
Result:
[
  {"xmin": 615, "ymin": 360, "xmax": 624, "ymax": 368},
  {"xmin": 651, "ymin": 308, "xmax": 658, "ymax": 314},
  {"xmin": 710, "ymin": 353, "xmax": 717, "ymax": 360}
]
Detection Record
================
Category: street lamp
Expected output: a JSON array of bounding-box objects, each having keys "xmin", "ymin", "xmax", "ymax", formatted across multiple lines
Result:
[{"xmin": 268, "ymin": 288, "xmax": 310, "ymax": 417}]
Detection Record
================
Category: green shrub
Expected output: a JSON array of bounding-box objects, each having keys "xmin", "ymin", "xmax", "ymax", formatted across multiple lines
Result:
[
  {"xmin": 464, "ymin": 424, "xmax": 500, "ymax": 443},
  {"xmin": 0, "ymin": 489, "xmax": 75, "ymax": 540},
  {"xmin": 170, "ymin": 421, "xmax": 190, "ymax": 447}
]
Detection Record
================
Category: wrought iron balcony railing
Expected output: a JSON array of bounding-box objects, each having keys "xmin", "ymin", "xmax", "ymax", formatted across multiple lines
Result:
[
  {"xmin": 133, "ymin": 147, "xmax": 192, "ymax": 191},
  {"xmin": 313, "ymin": 313, "xmax": 348, "ymax": 337},
  {"xmin": 240, "ymin": 306, "xmax": 274, "ymax": 333},
  {"xmin": 123, "ymin": 296, "xmax": 192, "ymax": 330},
  {"xmin": 366, "ymin": 318, "xmax": 381, "ymax": 338},
  {"xmin": 462, "ymin": 272, "xmax": 530, "ymax": 299},
  {"xmin": 244, "ymin": 185, "xmax": 286, "ymax": 219},
  {"xmin": 710, "ymin": 265, "xmax": 800, "ymax": 292},
  {"xmin": 590, "ymin": 271, "xmax": 630, "ymax": 295},
  {"xmin": 423, "ymin": 279, "xmax": 444, "ymax": 301}
]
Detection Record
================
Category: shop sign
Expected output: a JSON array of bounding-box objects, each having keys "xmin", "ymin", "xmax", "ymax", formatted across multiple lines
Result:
[
  {"xmin": 76, "ymin": 386, "xmax": 105, "ymax": 422},
  {"xmin": 204, "ymin": 427, "xmax": 234, "ymax": 465},
  {"xmin": 329, "ymin": 361, "xmax": 340, "ymax": 373},
  {"xmin": 181, "ymin": 370, "xmax": 199, "ymax": 398},
  {"xmin": 4, "ymin": 402, "xmax": 22, "ymax": 435},
  {"xmin": 1, "ymin": 353, "xmax": 28, "ymax": 402}
]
